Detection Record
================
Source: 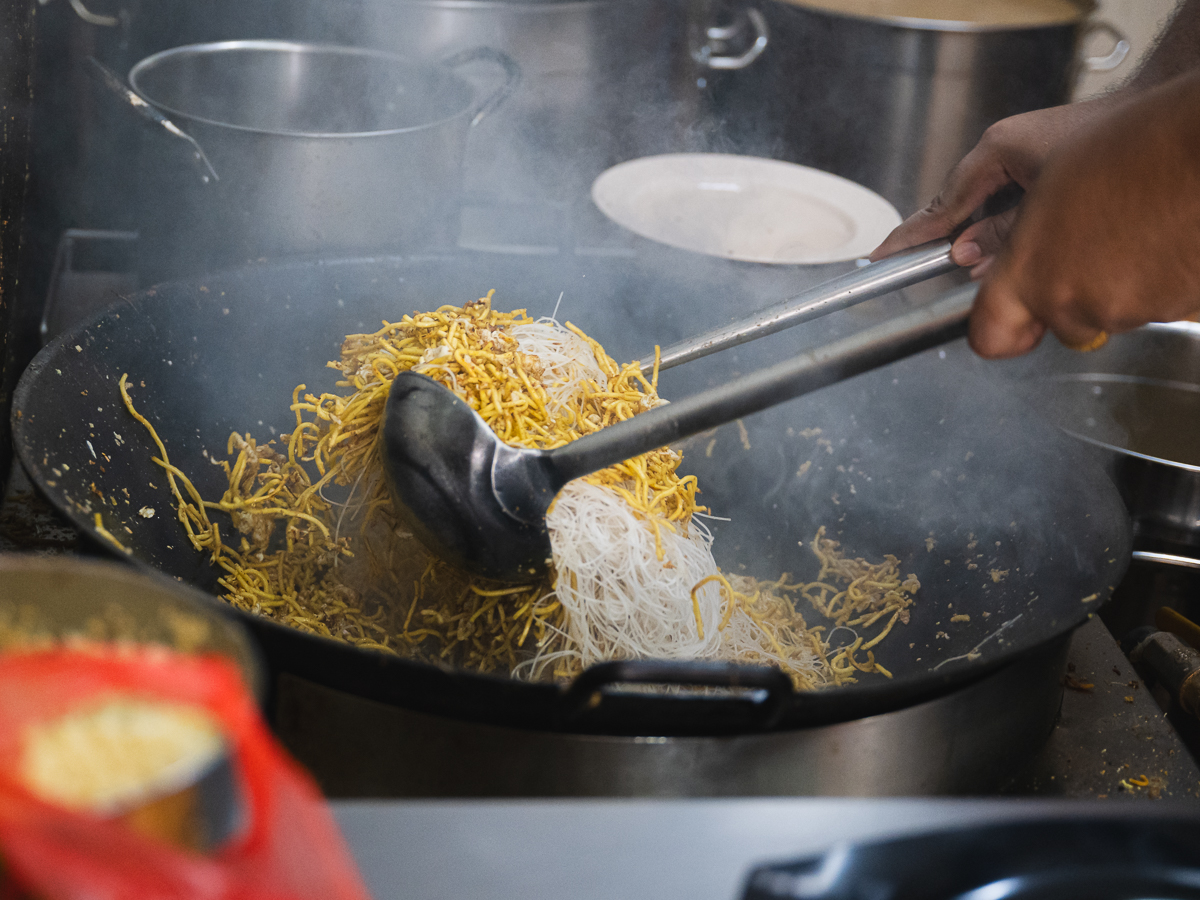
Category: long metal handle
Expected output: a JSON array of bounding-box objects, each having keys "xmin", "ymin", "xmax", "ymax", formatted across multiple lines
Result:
[
  {"xmin": 639, "ymin": 240, "xmax": 957, "ymax": 374},
  {"xmin": 87, "ymin": 57, "xmax": 220, "ymax": 184},
  {"xmin": 550, "ymin": 285, "xmax": 976, "ymax": 484}
]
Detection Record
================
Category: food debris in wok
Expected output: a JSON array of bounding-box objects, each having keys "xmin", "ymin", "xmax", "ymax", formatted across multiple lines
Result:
[{"xmin": 116, "ymin": 292, "xmax": 919, "ymax": 688}]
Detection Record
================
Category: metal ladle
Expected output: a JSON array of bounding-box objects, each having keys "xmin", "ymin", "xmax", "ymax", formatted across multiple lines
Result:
[{"xmin": 383, "ymin": 251, "xmax": 970, "ymax": 582}]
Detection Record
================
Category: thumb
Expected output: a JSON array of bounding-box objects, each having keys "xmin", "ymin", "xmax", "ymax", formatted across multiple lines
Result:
[
  {"xmin": 871, "ymin": 150, "xmax": 1015, "ymax": 261},
  {"xmin": 953, "ymin": 207, "xmax": 1021, "ymax": 264}
]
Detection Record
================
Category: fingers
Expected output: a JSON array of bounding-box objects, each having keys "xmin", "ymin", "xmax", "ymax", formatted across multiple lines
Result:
[
  {"xmin": 953, "ymin": 207, "xmax": 1020, "ymax": 265},
  {"xmin": 971, "ymin": 247, "xmax": 1106, "ymax": 358},
  {"xmin": 869, "ymin": 145, "xmax": 1015, "ymax": 261},
  {"xmin": 968, "ymin": 271, "xmax": 1046, "ymax": 359}
]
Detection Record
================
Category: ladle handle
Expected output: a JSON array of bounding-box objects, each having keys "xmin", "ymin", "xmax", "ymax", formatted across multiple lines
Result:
[
  {"xmin": 549, "ymin": 285, "xmax": 976, "ymax": 485},
  {"xmin": 639, "ymin": 240, "xmax": 958, "ymax": 374}
]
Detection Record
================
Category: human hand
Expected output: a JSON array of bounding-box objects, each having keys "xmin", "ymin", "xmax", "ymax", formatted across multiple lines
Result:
[
  {"xmin": 970, "ymin": 72, "xmax": 1200, "ymax": 358},
  {"xmin": 869, "ymin": 98, "xmax": 1122, "ymax": 272}
]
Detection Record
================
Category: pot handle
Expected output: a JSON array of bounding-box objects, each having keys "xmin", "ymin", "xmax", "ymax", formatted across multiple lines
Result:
[
  {"xmin": 38, "ymin": 0, "xmax": 119, "ymax": 27},
  {"xmin": 441, "ymin": 47, "xmax": 522, "ymax": 128},
  {"xmin": 1132, "ymin": 550, "xmax": 1200, "ymax": 571},
  {"xmin": 1079, "ymin": 20, "xmax": 1130, "ymax": 73},
  {"xmin": 561, "ymin": 659, "xmax": 793, "ymax": 730},
  {"xmin": 86, "ymin": 56, "xmax": 220, "ymax": 185},
  {"xmin": 692, "ymin": 7, "xmax": 769, "ymax": 71}
]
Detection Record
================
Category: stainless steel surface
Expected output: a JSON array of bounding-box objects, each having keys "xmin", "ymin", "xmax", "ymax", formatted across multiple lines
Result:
[
  {"xmin": 335, "ymin": 798, "xmax": 1200, "ymax": 900},
  {"xmin": 641, "ymin": 241, "xmax": 956, "ymax": 373},
  {"xmin": 89, "ymin": 56, "xmax": 220, "ymax": 184},
  {"xmin": 1008, "ymin": 321, "xmax": 1200, "ymax": 547},
  {"xmin": 127, "ymin": 40, "xmax": 519, "ymax": 281},
  {"xmin": 383, "ymin": 285, "xmax": 973, "ymax": 581},
  {"xmin": 685, "ymin": 0, "xmax": 1126, "ymax": 215},
  {"xmin": 346, "ymin": 0, "xmax": 675, "ymax": 206},
  {"xmin": 278, "ymin": 634, "xmax": 1068, "ymax": 797}
]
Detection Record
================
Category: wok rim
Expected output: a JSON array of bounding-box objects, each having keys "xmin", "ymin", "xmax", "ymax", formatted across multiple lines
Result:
[{"xmin": 10, "ymin": 253, "xmax": 1133, "ymax": 736}]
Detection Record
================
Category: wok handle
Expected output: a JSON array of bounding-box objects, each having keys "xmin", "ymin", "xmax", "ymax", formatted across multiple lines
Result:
[
  {"xmin": 547, "ymin": 284, "xmax": 975, "ymax": 487},
  {"xmin": 442, "ymin": 47, "xmax": 522, "ymax": 128},
  {"xmin": 561, "ymin": 659, "xmax": 794, "ymax": 730},
  {"xmin": 639, "ymin": 240, "xmax": 957, "ymax": 374}
]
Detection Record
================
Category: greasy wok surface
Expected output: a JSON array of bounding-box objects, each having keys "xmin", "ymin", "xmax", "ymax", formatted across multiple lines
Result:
[{"xmin": 12, "ymin": 253, "xmax": 1131, "ymax": 734}]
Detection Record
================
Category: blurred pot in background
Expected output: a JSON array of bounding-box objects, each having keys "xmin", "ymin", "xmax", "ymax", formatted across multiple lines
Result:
[
  {"xmin": 685, "ymin": 0, "xmax": 1129, "ymax": 215},
  {"xmin": 342, "ymin": 0, "xmax": 680, "ymax": 206},
  {"xmin": 125, "ymin": 40, "xmax": 518, "ymax": 282}
]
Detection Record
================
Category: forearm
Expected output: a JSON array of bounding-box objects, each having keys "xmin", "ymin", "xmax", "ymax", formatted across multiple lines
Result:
[{"xmin": 1122, "ymin": 0, "xmax": 1200, "ymax": 92}]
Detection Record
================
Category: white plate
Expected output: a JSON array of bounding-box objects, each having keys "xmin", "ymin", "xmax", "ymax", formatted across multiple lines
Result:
[{"xmin": 591, "ymin": 153, "xmax": 902, "ymax": 265}]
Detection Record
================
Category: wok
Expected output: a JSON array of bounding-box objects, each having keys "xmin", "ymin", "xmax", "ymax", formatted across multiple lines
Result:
[{"xmin": 11, "ymin": 252, "xmax": 1130, "ymax": 736}]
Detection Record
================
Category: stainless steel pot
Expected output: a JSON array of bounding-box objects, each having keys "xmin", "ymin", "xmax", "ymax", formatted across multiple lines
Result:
[
  {"xmin": 127, "ymin": 40, "xmax": 518, "ymax": 281},
  {"xmin": 1011, "ymin": 322, "xmax": 1200, "ymax": 549},
  {"xmin": 275, "ymin": 636, "xmax": 1069, "ymax": 797},
  {"xmin": 338, "ymin": 0, "xmax": 679, "ymax": 210},
  {"xmin": 685, "ymin": 0, "xmax": 1128, "ymax": 214}
]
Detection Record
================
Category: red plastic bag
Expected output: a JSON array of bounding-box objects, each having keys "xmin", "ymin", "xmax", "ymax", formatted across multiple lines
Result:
[{"xmin": 0, "ymin": 647, "xmax": 372, "ymax": 900}]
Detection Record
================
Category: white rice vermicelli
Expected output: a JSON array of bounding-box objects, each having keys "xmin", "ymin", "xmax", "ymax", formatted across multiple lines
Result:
[{"xmin": 510, "ymin": 320, "xmax": 823, "ymax": 685}]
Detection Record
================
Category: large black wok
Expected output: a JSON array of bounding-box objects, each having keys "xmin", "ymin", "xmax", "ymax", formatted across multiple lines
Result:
[{"xmin": 11, "ymin": 252, "xmax": 1130, "ymax": 736}]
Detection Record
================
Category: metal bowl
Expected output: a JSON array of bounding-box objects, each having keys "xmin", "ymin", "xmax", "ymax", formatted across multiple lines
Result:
[{"xmin": 1014, "ymin": 322, "xmax": 1200, "ymax": 547}]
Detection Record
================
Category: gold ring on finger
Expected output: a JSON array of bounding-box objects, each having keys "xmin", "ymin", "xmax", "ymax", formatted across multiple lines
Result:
[{"xmin": 1063, "ymin": 330, "xmax": 1109, "ymax": 353}]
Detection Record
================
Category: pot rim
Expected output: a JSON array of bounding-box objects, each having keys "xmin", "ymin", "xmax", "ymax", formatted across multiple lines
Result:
[
  {"xmin": 1047, "ymin": 320, "xmax": 1200, "ymax": 474},
  {"xmin": 129, "ymin": 39, "xmax": 478, "ymax": 140},
  {"xmin": 777, "ymin": 0, "xmax": 1096, "ymax": 33}
]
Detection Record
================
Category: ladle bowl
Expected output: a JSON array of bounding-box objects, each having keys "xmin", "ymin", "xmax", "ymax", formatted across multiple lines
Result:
[{"xmin": 382, "ymin": 288, "xmax": 974, "ymax": 582}]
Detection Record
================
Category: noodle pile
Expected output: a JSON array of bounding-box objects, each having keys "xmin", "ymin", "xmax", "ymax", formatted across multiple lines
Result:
[{"xmin": 118, "ymin": 292, "xmax": 919, "ymax": 689}]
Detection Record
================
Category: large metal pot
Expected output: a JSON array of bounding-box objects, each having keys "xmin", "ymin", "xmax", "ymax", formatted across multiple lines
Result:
[
  {"xmin": 127, "ymin": 40, "xmax": 518, "ymax": 282},
  {"xmin": 685, "ymin": 0, "xmax": 1129, "ymax": 214},
  {"xmin": 333, "ymin": 0, "xmax": 680, "ymax": 211},
  {"xmin": 1008, "ymin": 323, "xmax": 1200, "ymax": 550}
]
